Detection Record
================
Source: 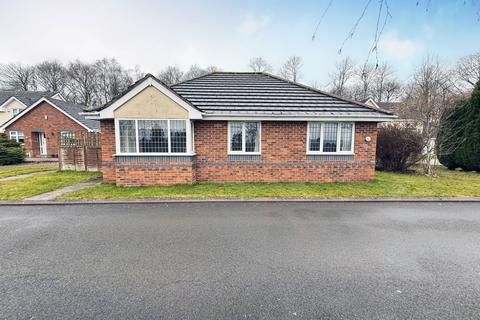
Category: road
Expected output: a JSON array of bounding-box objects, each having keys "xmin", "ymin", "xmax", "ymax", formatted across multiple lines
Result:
[{"xmin": 1, "ymin": 202, "xmax": 480, "ymax": 319}]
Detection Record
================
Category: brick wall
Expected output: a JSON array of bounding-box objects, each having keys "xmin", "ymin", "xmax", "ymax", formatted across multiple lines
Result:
[
  {"xmin": 100, "ymin": 120, "xmax": 116, "ymax": 183},
  {"xmin": 5, "ymin": 101, "xmax": 88, "ymax": 158},
  {"xmin": 100, "ymin": 120, "xmax": 196, "ymax": 186},
  {"xmin": 194, "ymin": 121, "xmax": 377, "ymax": 183},
  {"xmin": 99, "ymin": 120, "xmax": 378, "ymax": 185}
]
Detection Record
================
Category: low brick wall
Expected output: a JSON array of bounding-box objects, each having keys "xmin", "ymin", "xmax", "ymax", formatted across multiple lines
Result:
[{"xmin": 99, "ymin": 120, "xmax": 378, "ymax": 186}]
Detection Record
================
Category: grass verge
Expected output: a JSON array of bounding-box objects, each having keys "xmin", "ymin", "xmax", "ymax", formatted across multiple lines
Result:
[
  {"xmin": 0, "ymin": 164, "xmax": 58, "ymax": 179},
  {"xmin": 61, "ymin": 167, "xmax": 480, "ymax": 200},
  {"xmin": 0, "ymin": 171, "xmax": 100, "ymax": 200}
]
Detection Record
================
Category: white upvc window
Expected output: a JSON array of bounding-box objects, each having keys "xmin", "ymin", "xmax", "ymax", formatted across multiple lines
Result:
[
  {"xmin": 307, "ymin": 122, "xmax": 355, "ymax": 154},
  {"xmin": 115, "ymin": 119, "xmax": 193, "ymax": 155},
  {"xmin": 228, "ymin": 121, "xmax": 261, "ymax": 155},
  {"xmin": 9, "ymin": 130, "xmax": 24, "ymax": 143},
  {"xmin": 11, "ymin": 108, "xmax": 21, "ymax": 118}
]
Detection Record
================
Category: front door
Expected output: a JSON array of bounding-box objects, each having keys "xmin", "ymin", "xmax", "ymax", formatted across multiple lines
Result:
[{"xmin": 38, "ymin": 132, "xmax": 47, "ymax": 156}]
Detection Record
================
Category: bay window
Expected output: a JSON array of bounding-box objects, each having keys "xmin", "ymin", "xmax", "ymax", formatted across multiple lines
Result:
[
  {"xmin": 307, "ymin": 122, "xmax": 354, "ymax": 154},
  {"xmin": 228, "ymin": 121, "xmax": 260, "ymax": 154},
  {"xmin": 116, "ymin": 119, "xmax": 191, "ymax": 154}
]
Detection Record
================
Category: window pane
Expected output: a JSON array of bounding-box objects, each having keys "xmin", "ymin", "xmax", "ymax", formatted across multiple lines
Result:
[
  {"xmin": 119, "ymin": 120, "xmax": 137, "ymax": 153},
  {"xmin": 340, "ymin": 123, "xmax": 353, "ymax": 152},
  {"xmin": 309, "ymin": 123, "xmax": 321, "ymax": 151},
  {"xmin": 245, "ymin": 122, "xmax": 259, "ymax": 152},
  {"xmin": 60, "ymin": 131, "xmax": 74, "ymax": 145},
  {"xmin": 170, "ymin": 120, "xmax": 187, "ymax": 153},
  {"xmin": 138, "ymin": 120, "xmax": 168, "ymax": 153},
  {"xmin": 230, "ymin": 122, "xmax": 243, "ymax": 151},
  {"xmin": 322, "ymin": 123, "xmax": 338, "ymax": 152},
  {"xmin": 18, "ymin": 131, "xmax": 24, "ymax": 143}
]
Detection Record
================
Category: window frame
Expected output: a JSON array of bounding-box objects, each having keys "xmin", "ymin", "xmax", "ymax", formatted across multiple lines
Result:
[
  {"xmin": 9, "ymin": 130, "xmax": 24, "ymax": 143},
  {"xmin": 227, "ymin": 121, "xmax": 262, "ymax": 155},
  {"xmin": 114, "ymin": 118, "xmax": 193, "ymax": 156},
  {"xmin": 11, "ymin": 108, "xmax": 21, "ymax": 118},
  {"xmin": 306, "ymin": 122, "xmax": 355, "ymax": 155}
]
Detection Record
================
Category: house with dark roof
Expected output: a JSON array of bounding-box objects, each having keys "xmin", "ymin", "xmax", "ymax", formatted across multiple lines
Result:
[
  {"xmin": 86, "ymin": 72, "xmax": 395, "ymax": 186},
  {"xmin": 363, "ymin": 97, "xmax": 416, "ymax": 127},
  {"xmin": 0, "ymin": 90, "xmax": 63, "ymax": 125},
  {"xmin": 0, "ymin": 97, "xmax": 99, "ymax": 158}
]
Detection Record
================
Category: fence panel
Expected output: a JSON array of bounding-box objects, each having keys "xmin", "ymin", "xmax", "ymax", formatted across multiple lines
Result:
[{"xmin": 59, "ymin": 132, "xmax": 101, "ymax": 171}]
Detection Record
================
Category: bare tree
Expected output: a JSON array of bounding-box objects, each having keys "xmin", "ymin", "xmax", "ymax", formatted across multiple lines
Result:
[
  {"xmin": 310, "ymin": 80, "xmax": 322, "ymax": 89},
  {"xmin": 35, "ymin": 60, "xmax": 68, "ymax": 93},
  {"xmin": 182, "ymin": 65, "xmax": 202, "ymax": 81},
  {"xmin": 383, "ymin": 79, "xmax": 402, "ymax": 102},
  {"xmin": 403, "ymin": 56, "xmax": 455, "ymax": 175},
  {"xmin": 204, "ymin": 65, "xmax": 221, "ymax": 73},
  {"xmin": 356, "ymin": 63, "xmax": 376, "ymax": 100},
  {"xmin": 279, "ymin": 56, "xmax": 303, "ymax": 82},
  {"xmin": 95, "ymin": 58, "xmax": 133, "ymax": 105},
  {"xmin": 157, "ymin": 66, "xmax": 184, "ymax": 86},
  {"xmin": 328, "ymin": 56, "xmax": 355, "ymax": 97},
  {"xmin": 248, "ymin": 57, "xmax": 273, "ymax": 73},
  {"xmin": 0, "ymin": 63, "xmax": 37, "ymax": 90},
  {"xmin": 67, "ymin": 60, "xmax": 99, "ymax": 106},
  {"xmin": 455, "ymin": 51, "xmax": 480, "ymax": 91},
  {"xmin": 372, "ymin": 62, "xmax": 395, "ymax": 101},
  {"xmin": 128, "ymin": 65, "xmax": 145, "ymax": 82}
]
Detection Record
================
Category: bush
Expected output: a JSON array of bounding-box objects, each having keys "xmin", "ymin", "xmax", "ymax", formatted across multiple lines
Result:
[
  {"xmin": 0, "ymin": 133, "xmax": 25, "ymax": 165},
  {"xmin": 438, "ymin": 81, "xmax": 480, "ymax": 171},
  {"xmin": 437, "ymin": 100, "xmax": 466, "ymax": 170},
  {"xmin": 376, "ymin": 125, "xmax": 423, "ymax": 172}
]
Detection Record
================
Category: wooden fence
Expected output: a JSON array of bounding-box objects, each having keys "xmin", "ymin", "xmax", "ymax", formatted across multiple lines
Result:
[{"xmin": 59, "ymin": 132, "xmax": 101, "ymax": 171}]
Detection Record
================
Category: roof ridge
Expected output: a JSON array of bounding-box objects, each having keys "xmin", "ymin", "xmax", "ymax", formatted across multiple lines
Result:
[{"xmin": 259, "ymin": 72, "xmax": 393, "ymax": 116}]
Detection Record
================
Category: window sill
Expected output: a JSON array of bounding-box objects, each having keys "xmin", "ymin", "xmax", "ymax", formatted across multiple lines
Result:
[
  {"xmin": 115, "ymin": 153, "xmax": 196, "ymax": 157},
  {"xmin": 227, "ymin": 153, "xmax": 261, "ymax": 156},
  {"xmin": 306, "ymin": 152, "xmax": 354, "ymax": 156}
]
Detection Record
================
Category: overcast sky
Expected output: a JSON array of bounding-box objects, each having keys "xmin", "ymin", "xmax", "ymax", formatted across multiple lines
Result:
[{"xmin": 0, "ymin": 0, "xmax": 478, "ymax": 86}]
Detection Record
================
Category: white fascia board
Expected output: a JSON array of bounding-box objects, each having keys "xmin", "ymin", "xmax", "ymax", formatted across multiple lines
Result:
[
  {"xmin": 50, "ymin": 93, "xmax": 66, "ymax": 101},
  {"xmin": 202, "ymin": 114, "xmax": 397, "ymax": 122},
  {"xmin": 98, "ymin": 77, "xmax": 203, "ymax": 120},
  {"xmin": 0, "ymin": 96, "xmax": 27, "ymax": 112}
]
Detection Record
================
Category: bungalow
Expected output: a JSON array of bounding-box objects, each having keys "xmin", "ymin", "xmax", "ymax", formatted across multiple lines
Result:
[
  {"xmin": 0, "ymin": 97, "xmax": 99, "ymax": 158},
  {"xmin": 86, "ymin": 72, "xmax": 395, "ymax": 186}
]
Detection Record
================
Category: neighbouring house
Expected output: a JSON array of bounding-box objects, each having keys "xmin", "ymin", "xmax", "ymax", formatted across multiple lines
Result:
[
  {"xmin": 0, "ymin": 97, "xmax": 99, "ymax": 158},
  {"xmin": 86, "ymin": 72, "xmax": 395, "ymax": 186},
  {"xmin": 363, "ymin": 97, "xmax": 417, "ymax": 128},
  {"xmin": 363, "ymin": 97, "xmax": 438, "ymax": 160},
  {"xmin": 0, "ymin": 90, "xmax": 64, "ymax": 126}
]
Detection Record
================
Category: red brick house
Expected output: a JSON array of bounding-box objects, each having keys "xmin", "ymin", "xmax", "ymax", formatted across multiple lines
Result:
[
  {"xmin": 86, "ymin": 72, "xmax": 395, "ymax": 186},
  {"xmin": 0, "ymin": 97, "xmax": 99, "ymax": 158}
]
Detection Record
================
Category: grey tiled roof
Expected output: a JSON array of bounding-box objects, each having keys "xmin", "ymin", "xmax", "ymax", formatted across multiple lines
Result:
[
  {"xmin": 46, "ymin": 98, "xmax": 99, "ymax": 130},
  {"xmin": 171, "ymin": 72, "xmax": 393, "ymax": 118},
  {"xmin": 0, "ymin": 90, "xmax": 58, "ymax": 107}
]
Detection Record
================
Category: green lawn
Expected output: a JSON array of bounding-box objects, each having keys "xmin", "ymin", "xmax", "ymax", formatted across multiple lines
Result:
[
  {"xmin": 61, "ymin": 167, "xmax": 480, "ymax": 200},
  {"xmin": 0, "ymin": 164, "xmax": 58, "ymax": 179},
  {"xmin": 0, "ymin": 171, "xmax": 100, "ymax": 200}
]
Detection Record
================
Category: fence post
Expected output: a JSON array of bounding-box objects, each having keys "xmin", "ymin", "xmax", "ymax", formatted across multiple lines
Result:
[{"xmin": 83, "ymin": 132, "xmax": 88, "ymax": 171}]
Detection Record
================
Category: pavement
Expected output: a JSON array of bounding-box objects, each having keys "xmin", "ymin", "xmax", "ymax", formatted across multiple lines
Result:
[
  {"xmin": 1, "ymin": 202, "xmax": 480, "ymax": 319},
  {"xmin": 0, "ymin": 170, "xmax": 56, "ymax": 182},
  {"xmin": 23, "ymin": 178, "xmax": 102, "ymax": 201}
]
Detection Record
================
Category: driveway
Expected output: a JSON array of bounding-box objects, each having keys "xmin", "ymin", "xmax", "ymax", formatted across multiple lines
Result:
[{"xmin": 1, "ymin": 202, "xmax": 480, "ymax": 319}]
